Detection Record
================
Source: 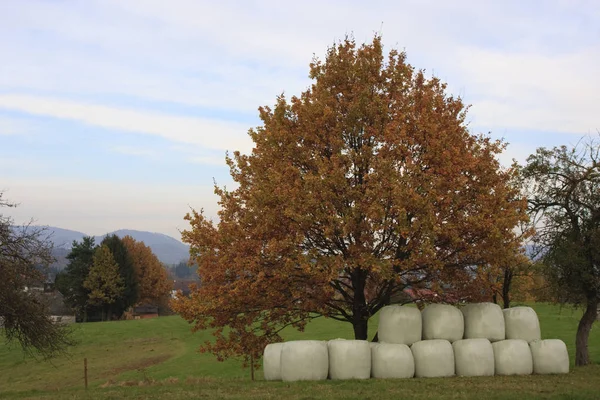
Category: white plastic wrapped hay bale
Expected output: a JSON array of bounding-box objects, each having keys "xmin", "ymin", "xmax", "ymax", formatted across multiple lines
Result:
[
  {"xmin": 328, "ymin": 339, "xmax": 371, "ymax": 380},
  {"xmin": 452, "ymin": 339, "xmax": 494, "ymax": 377},
  {"xmin": 492, "ymin": 339, "xmax": 533, "ymax": 375},
  {"xmin": 421, "ymin": 304, "xmax": 464, "ymax": 342},
  {"xmin": 529, "ymin": 339, "xmax": 569, "ymax": 374},
  {"xmin": 371, "ymin": 342, "xmax": 415, "ymax": 379},
  {"xmin": 263, "ymin": 342, "xmax": 284, "ymax": 381},
  {"xmin": 280, "ymin": 340, "xmax": 328, "ymax": 381},
  {"xmin": 461, "ymin": 302, "xmax": 505, "ymax": 342},
  {"xmin": 503, "ymin": 306, "xmax": 541, "ymax": 342},
  {"xmin": 378, "ymin": 305, "xmax": 422, "ymax": 345},
  {"xmin": 411, "ymin": 339, "xmax": 454, "ymax": 378}
]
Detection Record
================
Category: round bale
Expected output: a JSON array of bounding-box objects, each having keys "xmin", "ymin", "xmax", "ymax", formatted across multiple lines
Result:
[
  {"xmin": 529, "ymin": 339, "xmax": 569, "ymax": 374},
  {"xmin": 503, "ymin": 306, "xmax": 541, "ymax": 342},
  {"xmin": 263, "ymin": 342, "xmax": 284, "ymax": 381},
  {"xmin": 411, "ymin": 339, "xmax": 455, "ymax": 378},
  {"xmin": 422, "ymin": 304, "xmax": 464, "ymax": 342},
  {"xmin": 452, "ymin": 338, "xmax": 494, "ymax": 377},
  {"xmin": 461, "ymin": 302, "xmax": 505, "ymax": 342},
  {"xmin": 371, "ymin": 342, "xmax": 415, "ymax": 379},
  {"xmin": 492, "ymin": 339, "xmax": 533, "ymax": 376},
  {"xmin": 328, "ymin": 339, "xmax": 371, "ymax": 380},
  {"xmin": 378, "ymin": 305, "xmax": 422, "ymax": 345},
  {"xmin": 280, "ymin": 340, "xmax": 329, "ymax": 381}
]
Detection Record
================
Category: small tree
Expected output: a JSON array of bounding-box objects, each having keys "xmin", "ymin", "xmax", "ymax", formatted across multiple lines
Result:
[
  {"xmin": 83, "ymin": 245, "xmax": 124, "ymax": 321},
  {"xmin": 173, "ymin": 260, "xmax": 194, "ymax": 279},
  {"xmin": 521, "ymin": 136, "xmax": 600, "ymax": 366},
  {"xmin": 0, "ymin": 192, "xmax": 74, "ymax": 358},
  {"xmin": 489, "ymin": 230, "xmax": 534, "ymax": 309},
  {"xmin": 173, "ymin": 36, "xmax": 528, "ymax": 365},
  {"xmin": 100, "ymin": 235, "xmax": 137, "ymax": 317}
]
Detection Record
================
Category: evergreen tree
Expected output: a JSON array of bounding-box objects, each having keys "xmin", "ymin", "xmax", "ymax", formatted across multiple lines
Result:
[
  {"xmin": 174, "ymin": 260, "xmax": 192, "ymax": 279},
  {"xmin": 55, "ymin": 236, "xmax": 96, "ymax": 321}
]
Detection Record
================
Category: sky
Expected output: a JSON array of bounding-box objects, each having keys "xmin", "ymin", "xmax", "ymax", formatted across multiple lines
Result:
[{"xmin": 1, "ymin": 0, "xmax": 598, "ymax": 240}]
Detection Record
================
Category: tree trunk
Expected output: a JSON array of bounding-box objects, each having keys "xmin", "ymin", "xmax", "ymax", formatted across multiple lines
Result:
[
  {"xmin": 502, "ymin": 293, "xmax": 510, "ymax": 309},
  {"xmin": 575, "ymin": 296, "xmax": 599, "ymax": 366},
  {"xmin": 502, "ymin": 267, "xmax": 513, "ymax": 309},
  {"xmin": 492, "ymin": 293, "xmax": 497, "ymax": 304},
  {"xmin": 351, "ymin": 268, "xmax": 369, "ymax": 340},
  {"xmin": 353, "ymin": 316, "xmax": 368, "ymax": 340}
]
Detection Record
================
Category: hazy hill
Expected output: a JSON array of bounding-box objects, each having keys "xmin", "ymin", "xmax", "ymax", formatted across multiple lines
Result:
[
  {"xmin": 93, "ymin": 229, "xmax": 189, "ymax": 266},
  {"xmin": 38, "ymin": 226, "xmax": 87, "ymax": 248},
  {"xmin": 33, "ymin": 226, "xmax": 189, "ymax": 267}
]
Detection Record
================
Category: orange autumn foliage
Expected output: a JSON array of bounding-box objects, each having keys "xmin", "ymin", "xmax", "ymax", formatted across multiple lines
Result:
[
  {"xmin": 122, "ymin": 236, "xmax": 172, "ymax": 305},
  {"xmin": 172, "ymin": 36, "xmax": 529, "ymax": 366}
]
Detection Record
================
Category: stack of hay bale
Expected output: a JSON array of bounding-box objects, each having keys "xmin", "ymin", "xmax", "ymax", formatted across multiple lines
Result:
[{"xmin": 263, "ymin": 303, "xmax": 570, "ymax": 381}]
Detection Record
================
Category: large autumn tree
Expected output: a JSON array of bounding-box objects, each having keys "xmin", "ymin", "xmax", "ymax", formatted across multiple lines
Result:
[
  {"xmin": 173, "ymin": 36, "xmax": 528, "ymax": 364},
  {"xmin": 521, "ymin": 137, "xmax": 600, "ymax": 366},
  {"xmin": 122, "ymin": 236, "xmax": 172, "ymax": 306}
]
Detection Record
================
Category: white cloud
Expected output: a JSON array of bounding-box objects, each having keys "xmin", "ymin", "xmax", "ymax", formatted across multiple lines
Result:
[
  {"xmin": 1, "ymin": 0, "xmax": 599, "ymax": 236},
  {"xmin": 0, "ymin": 94, "xmax": 254, "ymax": 153},
  {"xmin": 454, "ymin": 46, "xmax": 600, "ymax": 134},
  {"xmin": 2, "ymin": 1, "xmax": 598, "ymax": 136}
]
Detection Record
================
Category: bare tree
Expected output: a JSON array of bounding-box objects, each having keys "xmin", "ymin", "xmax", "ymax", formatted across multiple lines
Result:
[
  {"xmin": 0, "ymin": 192, "xmax": 74, "ymax": 358},
  {"xmin": 521, "ymin": 135, "xmax": 600, "ymax": 366}
]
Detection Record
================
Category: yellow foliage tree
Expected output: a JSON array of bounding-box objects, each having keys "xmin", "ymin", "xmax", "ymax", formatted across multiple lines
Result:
[
  {"xmin": 122, "ymin": 236, "xmax": 172, "ymax": 306},
  {"xmin": 84, "ymin": 245, "xmax": 124, "ymax": 321},
  {"xmin": 173, "ymin": 36, "xmax": 529, "ymax": 365}
]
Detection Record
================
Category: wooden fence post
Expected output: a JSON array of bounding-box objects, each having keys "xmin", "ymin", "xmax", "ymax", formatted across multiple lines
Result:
[
  {"xmin": 250, "ymin": 354, "xmax": 255, "ymax": 381},
  {"xmin": 84, "ymin": 358, "xmax": 88, "ymax": 390}
]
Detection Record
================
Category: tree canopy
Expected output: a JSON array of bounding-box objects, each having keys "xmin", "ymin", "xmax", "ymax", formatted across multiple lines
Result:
[
  {"xmin": 521, "ymin": 136, "xmax": 600, "ymax": 366},
  {"xmin": 83, "ymin": 244, "xmax": 125, "ymax": 321},
  {"xmin": 55, "ymin": 236, "xmax": 96, "ymax": 321},
  {"xmin": 122, "ymin": 235, "xmax": 172, "ymax": 305},
  {"xmin": 100, "ymin": 234, "xmax": 138, "ymax": 316},
  {"xmin": 56, "ymin": 235, "xmax": 171, "ymax": 321},
  {"xmin": 0, "ymin": 192, "xmax": 74, "ymax": 358},
  {"xmin": 173, "ymin": 36, "xmax": 529, "ymax": 365}
]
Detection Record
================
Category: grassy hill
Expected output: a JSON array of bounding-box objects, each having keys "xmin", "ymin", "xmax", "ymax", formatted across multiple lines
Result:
[{"xmin": 0, "ymin": 303, "xmax": 599, "ymax": 399}]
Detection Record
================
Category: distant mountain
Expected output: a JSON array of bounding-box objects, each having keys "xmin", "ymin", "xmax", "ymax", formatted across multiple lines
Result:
[
  {"xmin": 38, "ymin": 226, "xmax": 87, "ymax": 248},
  {"xmin": 33, "ymin": 226, "xmax": 190, "ymax": 267},
  {"xmin": 93, "ymin": 229, "xmax": 190, "ymax": 266},
  {"xmin": 49, "ymin": 247, "xmax": 70, "ymax": 271}
]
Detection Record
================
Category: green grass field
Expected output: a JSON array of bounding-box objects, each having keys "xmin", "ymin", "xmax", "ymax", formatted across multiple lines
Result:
[{"xmin": 0, "ymin": 303, "xmax": 599, "ymax": 399}]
